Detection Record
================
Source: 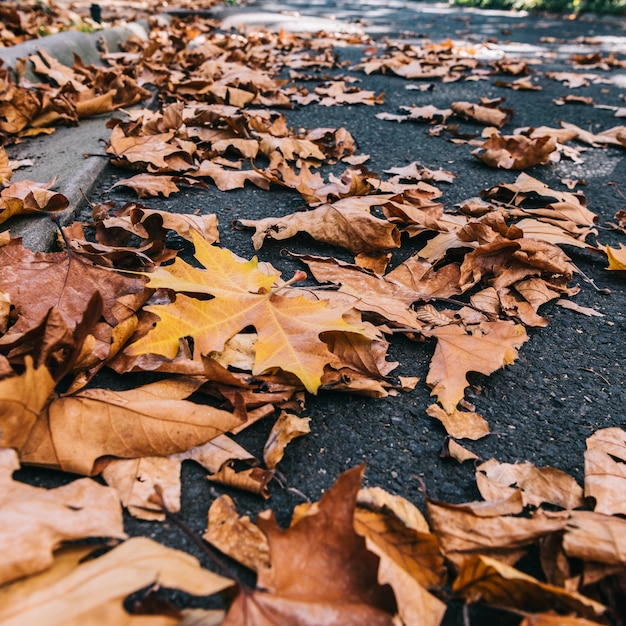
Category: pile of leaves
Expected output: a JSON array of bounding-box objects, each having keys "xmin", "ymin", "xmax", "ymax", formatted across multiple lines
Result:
[{"xmin": 1, "ymin": 8, "xmax": 626, "ymax": 626}]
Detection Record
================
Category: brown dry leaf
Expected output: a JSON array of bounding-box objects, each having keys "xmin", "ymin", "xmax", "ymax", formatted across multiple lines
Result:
[
  {"xmin": 425, "ymin": 321, "xmax": 528, "ymax": 413},
  {"xmin": 453, "ymin": 554, "xmax": 606, "ymax": 619},
  {"xmin": 427, "ymin": 496, "xmax": 567, "ymax": 568},
  {"xmin": 584, "ymin": 427, "xmax": 626, "ymax": 515},
  {"xmin": 354, "ymin": 489, "xmax": 447, "ymax": 590},
  {"xmin": 20, "ymin": 378, "xmax": 243, "ymax": 475},
  {"xmin": 0, "ymin": 179, "xmax": 68, "ymax": 225},
  {"xmin": 222, "ymin": 465, "xmax": 397, "ymax": 625},
  {"xmin": 314, "ymin": 81, "xmax": 384, "ymax": 107},
  {"xmin": 0, "ymin": 356, "xmax": 56, "ymax": 449},
  {"xmin": 426, "ymin": 404, "xmax": 490, "ymax": 440},
  {"xmin": 555, "ymin": 299, "xmax": 604, "ymax": 317},
  {"xmin": 295, "ymin": 252, "xmax": 460, "ymax": 330},
  {"xmin": 0, "ymin": 146, "xmax": 13, "ymax": 184},
  {"xmin": 0, "ymin": 538, "xmax": 234, "ymax": 626},
  {"xmin": 101, "ymin": 435, "xmax": 256, "ymax": 520},
  {"xmin": 476, "ymin": 459, "xmax": 584, "ymax": 509},
  {"xmin": 106, "ymin": 127, "xmax": 194, "ymax": 171},
  {"xmin": 207, "ymin": 465, "xmax": 275, "ymax": 498},
  {"xmin": 473, "ymin": 132, "xmax": 557, "ymax": 169},
  {"xmin": 263, "ymin": 410, "xmax": 311, "ymax": 469},
  {"xmin": 239, "ymin": 203, "xmax": 400, "ymax": 255},
  {"xmin": 384, "ymin": 162, "xmax": 456, "ymax": 184},
  {"xmin": 451, "ymin": 101, "xmax": 509, "ymax": 127},
  {"xmin": 563, "ymin": 510, "xmax": 626, "ymax": 568},
  {"xmin": 440, "ymin": 438, "xmax": 480, "ymax": 463},
  {"xmin": 0, "ymin": 448, "xmax": 125, "ymax": 586},
  {"xmin": 191, "ymin": 159, "xmax": 270, "ymax": 191},
  {"xmin": 204, "ymin": 494, "xmax": 271, "ymax": 572},
  {"xmin": 110, "ymin": 173, "xmax": 202, "ymax": 198},
  {"xmin": 101, "ymin": 205, "xmax": 218, "ymax": 245},
  {"xmin": 128, "ymin": 233, "xmax": 373, "ymax": 393},
  {"xmin": 605, "ymin": 243, "xmax": 626, "ymax": 270},
  {"xmin": 0, "ymin": 238, "xmax": 146, "ymax": 333}
]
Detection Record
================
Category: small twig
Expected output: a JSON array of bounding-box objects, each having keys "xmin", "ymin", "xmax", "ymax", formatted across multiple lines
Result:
[
  {"xmin": 571, "ymin": 263, "xmax": 611, "ymax": 295},
  {"xmin": 579, "ymin": 367, "xmax": 610, "ymax": 386},
  {"xmin": 150, "ymin": 486, "xmax": 246, "ymax": 586},
  {"xmin": 608, "ymin": 181, "xmax": 626, "ymax": 202},
  {"xmin": 463, "ymin": 603, "xmax": 471, "ymax": 626}
]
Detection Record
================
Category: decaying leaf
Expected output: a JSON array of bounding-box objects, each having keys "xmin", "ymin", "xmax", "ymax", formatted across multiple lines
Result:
[
  {"xmin": 0, "ymin": 448, "xmax": 125, "ymax": 586},
  {"xmin": 222, "ymin": 466, "xmax": 397, "ymax": 625},
  {"xmin": 0, "ymin": 538, "xmax": 233, "ymax": 625},
  {"xmin": 584, "ymin": 427, "xmax": 626, "ymax": 515},
  {"xmin": 476, "ymin": 459, "xmax": 584, "ymax": 509},
  {"xmin": 453, "ymin": 555, "xmax": 606, "ymax": 619},
  {"xmin": 204, "ymin": 494, "xmax": 271, "ymax": 572},
  {"xmin": 425, "ymin": 321, "xmax": 528, "ymax": 413},
  {"xmin": 473, "ymin": 133, "xmax": 557, "ymax": 169},
  {"xmin": 263, "ymin": 410, "xmax": 311, "ymax": 469},
  {"xmin": 238, "ymin": 203, "xmax": 401, "ymax": 255},
  {"xmin": 426, "ymin": 404, "xmax": 490, "ymax": 440}
]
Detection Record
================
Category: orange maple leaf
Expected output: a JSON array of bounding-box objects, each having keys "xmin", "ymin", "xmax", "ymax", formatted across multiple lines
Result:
[{"xmin": 128, "ymin": 233, "xmax": 372, "ymax": 393}]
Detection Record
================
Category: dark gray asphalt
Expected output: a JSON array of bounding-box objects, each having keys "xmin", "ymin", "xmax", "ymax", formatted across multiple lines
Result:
[{"xmin": 6, "ymin": 2, "xmax": 626, "ymax": 624}]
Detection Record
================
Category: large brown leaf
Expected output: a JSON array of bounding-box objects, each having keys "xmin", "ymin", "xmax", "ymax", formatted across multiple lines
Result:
[
  {"xmin": 19, "ymin": 378, "xmax": 243, "ymax": 475},
  {"xmin": 239, "ymin": 203, "xmax": 400, "ymax": 255},
  {"xmin": 128, "ymin": 233, "xmax": 373, "ymax": 393},
  {"xmin": 425, "ymin": 321, "xmax": 528, "ymax": 413},
  {"xmin": 584, "ymin": 427, "xmax": 626, "ymax": 515},
  {"xmin": 476, "ymin": 459, "xmax": 584, "ymax": 509},
  {"xmin": 222, "ymin": 466, "xmax": 397, "ymax": 625},
  {"xmin": 0, "ymin": 538, "xmax": 233, "ymax": 626},
  {"xmin": 0, "ymin": 448, "xmax": 125, "ymax": 586},
  {"xmin": 0, "ymin": 238, "xmax": 146, "ymax": 333},
  {"xmin": 0, "ymin": 357, "xmax": 55, "ymax": 449},
  {"xmin": 0, "ymin": 179, "xmax": 68, "ymax": 225},
  {"xmin": 427, "ymin": 496, "xmax": 567, "ymax": 568},
  {"xmin": 453, "ymin": 555, "xmax": 606, "ymax": 619}
]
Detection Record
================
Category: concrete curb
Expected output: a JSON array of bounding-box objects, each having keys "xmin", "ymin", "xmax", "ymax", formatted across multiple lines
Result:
[{"xmin": 0, "ymin": 20, "xmax": 161, "ymax": 251}]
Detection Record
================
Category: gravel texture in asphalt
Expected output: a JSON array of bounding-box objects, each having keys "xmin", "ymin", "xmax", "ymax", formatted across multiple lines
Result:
[{"xmin": 5, "ymin": 2, "xmax": 626, "ymax": 624}]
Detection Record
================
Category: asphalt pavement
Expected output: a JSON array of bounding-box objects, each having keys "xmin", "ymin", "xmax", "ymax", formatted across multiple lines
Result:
[{"xmin": 3, "ymin": 2, "xmax": 626, "ymax": 624}]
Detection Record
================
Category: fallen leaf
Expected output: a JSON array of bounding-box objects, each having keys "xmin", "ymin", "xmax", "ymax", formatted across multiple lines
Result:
[
  {"xmin": 427, "ymin": 496, "xmax": 566, "ymax": 568},
  {"xmin": 0, "ymin": 238, "xmax": 146, "ymax": 333},
  {"xmin": 0, "ymin": 356, "xmax": 56, "ymax": 449},
  {"xmin": 475, "ymin": 459, "xmax": 584, "ymax": 509},
  {"xmin": 222, "ymin": 466, "xmax": 397, "ymax": 625},
  {"xmin": 427, "ymin": 404, "xmax": 490, "ymax": 440},
  {"xmin": 555, "ymin": 299, "xmax": 604, "ymax": 317},
  {"xmin": 425, "ymin": 321, "xmax": 528, "ymax": 413},
  {"xmin": 473, "ymin": 133, "xmax": 557, "ymax": 169},
  {"xmin": 453, "ymin": 554, "xmax": 606, "ymax": 619},
  {"xmin": 20, "ymin": 378, "xmax": 243, "ymax": 475},
  {"xmin": 204, "ymin": 494, "xmax": 271, "ymax": 572},
  {"xmin": 238, "ymin": 203, "xmax": 401, "ymax": 255},
  {"xmin": 584, "ymin": 427, "xmax": 626, "ymax": 515},
  {"xmin": 563, "ymin": 510, "xmax": 626, "ymax": 568},
  {"xmin": 0, "ymin": 179, "xmax": 68, "ymax": 225},
  {"xmin": 128, "ymin": 233, "xmax": 372, "ymax": 393},
  {"xmin": 440, "ymin": 438, "xmax": 480, "ymax": 463},
  {"xmin": 263, "ymin": 410, "xmax": 311, "ymax": 469},
  {"xmin": 0, "ymin": 538, "xmax": 233, "ymax": 625},
  {"xmin": 101, "ymin": 435, "xmax": 256, "ymax": 520},
  {"xmin": 605, "ymin": 243, "xmax": 626, "ymax": 270},
  {"xmin": 0, "ymin": 448, "xmax": 125, "ymax": 586}
]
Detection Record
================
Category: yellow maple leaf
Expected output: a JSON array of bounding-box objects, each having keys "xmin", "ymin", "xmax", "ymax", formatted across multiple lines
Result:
[
  {"xmin": 606, "ymin": 243, "xmax": 626, "ymax": 271},
  {"xmin": 128, "ymin": 233, "xmax": 370, "ymax": 393}
]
